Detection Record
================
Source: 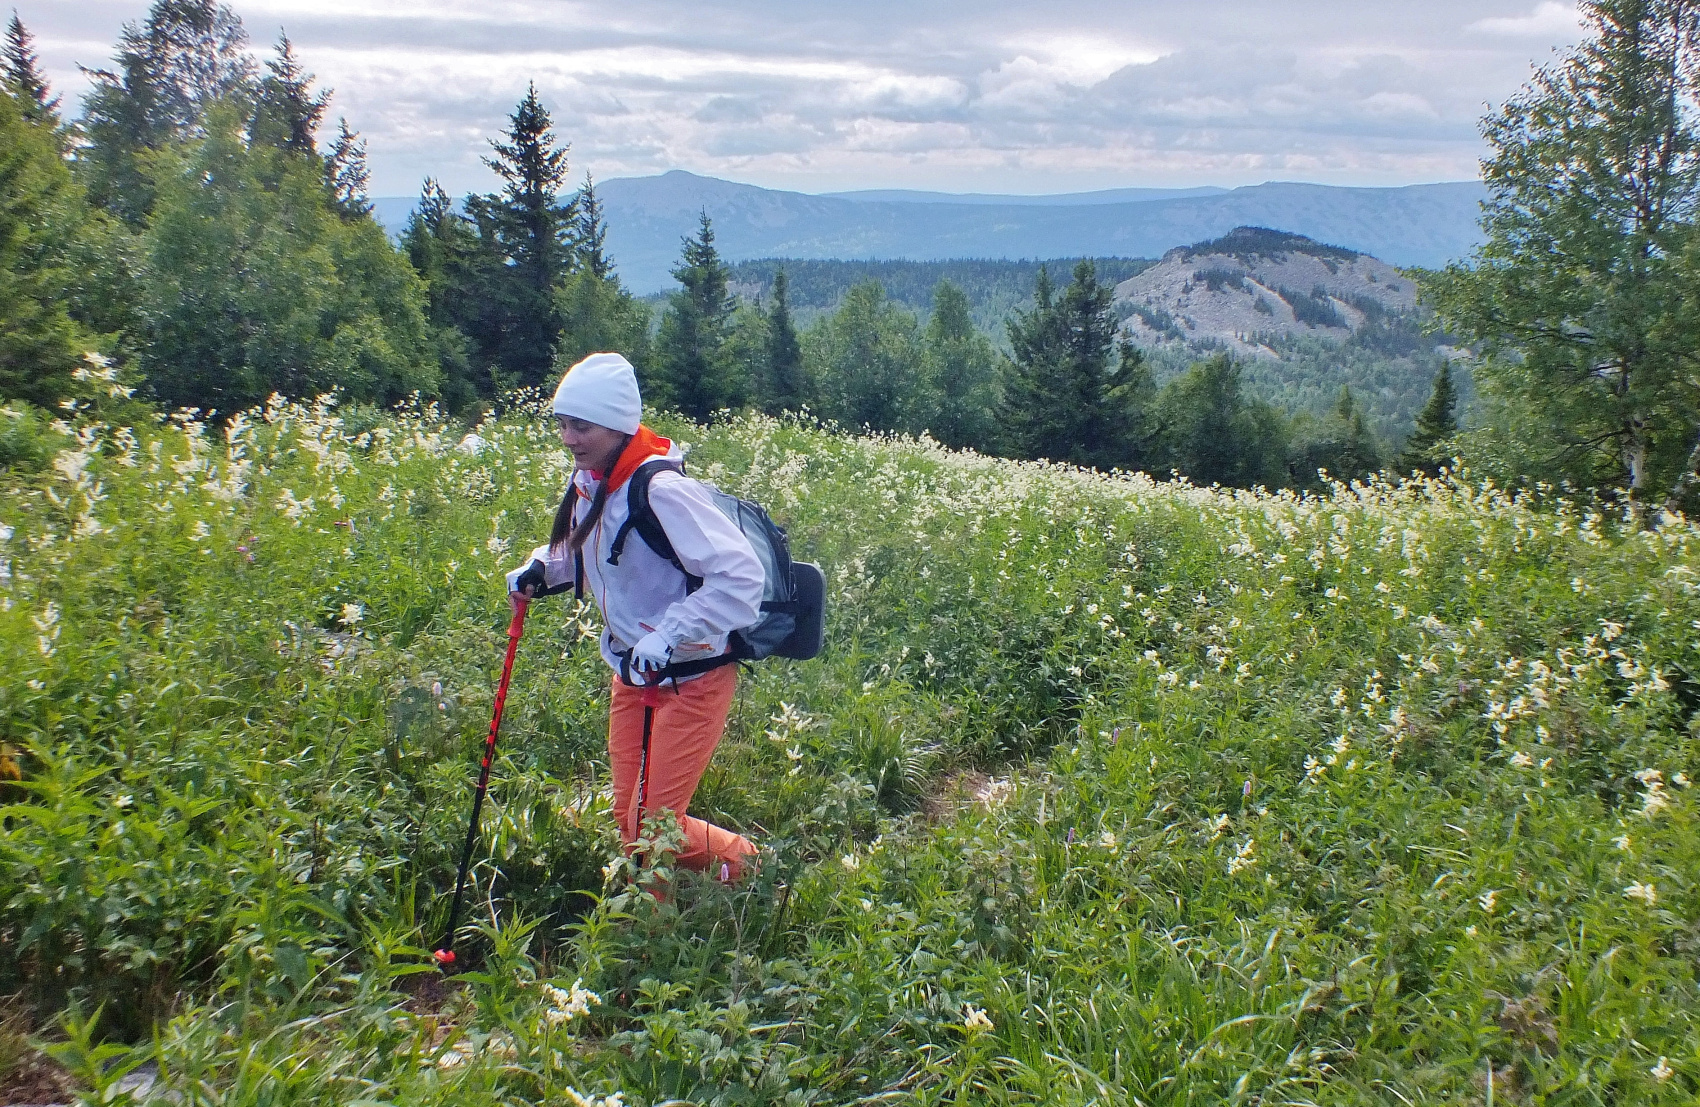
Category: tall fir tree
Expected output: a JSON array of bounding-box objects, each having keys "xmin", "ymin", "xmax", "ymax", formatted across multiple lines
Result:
[
  {"xmin": 250, "ymin": 33, "xmax": 327, "ymax": 157},
  {"xmin": 765, "ymin": 267, "xmax": 806, "ymax": 414},
  {"xmin": 575, "ymin": 174, "xmax": 611, "ymax": 279},
  {"xmin": 463, "ymin": 83, "xmax": 578, "ymax": 387},
  {"xmin": 323, "ymin": 118, "xmax": 371, "ymax": 218},
  {"xmin": 4, "ymin": 13, "xmax": 59, "ymax": 126},
  {"xmin": 654, "ymin": 213, "xmax": 738, "ymax": 418},
  {"xmin": 1001, "ymin": 261, "xmax": 1132, "ymax": 467},
  {"xmin": 921, "ymin": 279, "xmax": 999, "ymax": 450},
  {"xmin": 78, "ymin": 0, "xmax": 256, "ymax": 223},
  {"xmin": 1397, "ymin": 361, "xmax": 1459, "ymax": 474}
]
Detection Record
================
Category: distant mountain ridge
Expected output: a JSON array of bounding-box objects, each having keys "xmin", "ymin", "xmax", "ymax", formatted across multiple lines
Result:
[{"xmin": 371, "ymin": 171, "xmax": 1488, "ymax": 294}]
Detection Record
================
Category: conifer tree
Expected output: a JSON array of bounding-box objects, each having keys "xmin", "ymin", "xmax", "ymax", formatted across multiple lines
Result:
[
  {"xmin": 323, "ymin": 118, "xmax": 371, "ymax": 218},
  {"xmin": 654, "ymin": 213, "xmax": 737, "ymax": 418},
  {"xmin": 1001, "ymin": 261, "xmax": 1129, "ymax": 466},
  {"xmin": 576, "ymin": 174, "xmax": 611, "ymax": 279},
  {"xmin": 1398, "ymin": 361, "xmax": 1459, "ymax": 474},
  {"xmin": 78, "ymin": 0, "xmax": 256, "ymax": 222},
  {"xmin": 464, "ymin": 83, "xmax": 578, "ymax": 386},
  {"xmin": 4, "ymin": 13, "xmax": 60, "ymax": 126},
  {"xmin": 251, "ymin": 33, "xmax": 327, "ymax": 157},
  {"xmin": 765, "ymin": 267, "xmax": 806, "ymax": 414}
]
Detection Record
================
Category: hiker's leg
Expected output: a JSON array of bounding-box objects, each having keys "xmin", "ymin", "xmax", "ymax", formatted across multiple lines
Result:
[
  {"xmin": 607, "ymin": 676, "xmax": 647, "ymax": 846},
  {"xmin": 643, "ymin": 665, "xmax": 756, "ymax": 878}
]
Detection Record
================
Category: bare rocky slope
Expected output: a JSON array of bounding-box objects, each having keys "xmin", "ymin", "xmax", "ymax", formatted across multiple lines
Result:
[{"xmin": 1114, "ymin": 226, "xmax": 1420, "ymax": 359}]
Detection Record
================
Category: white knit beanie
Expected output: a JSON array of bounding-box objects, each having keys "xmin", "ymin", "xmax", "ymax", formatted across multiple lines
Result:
[{"xmin": 551, "ymin": 352, "xmax": 642, "ymax": 434}]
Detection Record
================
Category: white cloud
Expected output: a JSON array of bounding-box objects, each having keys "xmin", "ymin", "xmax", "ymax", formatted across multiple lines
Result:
[
  {"xmin": 14, "ymin": 0, "xmax": 1589, "ymax": 194},
  {"xmin": 1468, "ymin": 2, "xmax": 1581, "ymax": 37}
]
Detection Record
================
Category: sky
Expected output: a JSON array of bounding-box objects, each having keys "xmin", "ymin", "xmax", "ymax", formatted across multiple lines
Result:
[{"xmin": 17, "ymin": 0, "xmax": 1588, "ymax": 199}]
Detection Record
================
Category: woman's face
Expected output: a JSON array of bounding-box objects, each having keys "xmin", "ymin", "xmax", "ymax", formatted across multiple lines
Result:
[{"xmin": 556, "ymin": 416, "xmax": 626, "ymax": 472}]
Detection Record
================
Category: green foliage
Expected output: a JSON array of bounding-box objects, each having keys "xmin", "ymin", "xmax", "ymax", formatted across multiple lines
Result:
[
  {"xmin": 75, "ymin": 0, "xmax": 257, "ymax": 225},
  {"xmin": 1157, "ymin": 352, "xmax": 1289, "ymax": 486},
  {"xmin": 1423, "ymin": 0, "xmax": 1700, "ymax": 519},
  {"xmin": 0, "ymin": 89, "xmax": 98, "ymax": 406},
  {"xmin": 462, "ymin": 84, "xmax": 579, "ymax": 389},
  {"xmin": 4, "ymin": 400, "xmax": 1699, "ymax": 1104},
  {"xmin": 554, "ymin": 268, "xmax": 653, "ymax": 381},
  {"xmin": 805, "ymin": 280, "xmax": 925, "ymax": 433},
  {"xmin": 725, "ymin": 256, "xmax": 1155, "ymax": 332},
  {"xmin": 1002, "ymin": 262, "xmax": 1152, "ymax": 470},
  {"xmin": 921, "ymin": 280, "xmax": 1000, "ymax": 450},
  {"xmin": 1397, "ymin": 361, "xmax": 1461, "ymax": 475},
  {"xmin": 248, "ymin": 33, "xmax": 327, "ymax": 158},
  {"xmin": 765, "ymin": 267, "xmax": 806, "ymax": 415},
  {"xmin": 654, "ymin": 214, "xmax": 740, "ymax": 418},
  {"xmin": 138, "ymin": 108, "xmax": 438, "ymax": 411},
  {"xmin": 2, "ymin": 13, "xmax": 60, "ymax": 127}
]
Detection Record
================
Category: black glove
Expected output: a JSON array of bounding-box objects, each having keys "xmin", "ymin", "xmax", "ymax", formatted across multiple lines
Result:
[{"xmin": 513, "ymin": 559, "xmax": 548, "ymax": 597}]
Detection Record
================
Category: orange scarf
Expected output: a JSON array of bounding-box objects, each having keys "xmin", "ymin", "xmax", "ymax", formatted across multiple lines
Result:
[{"xmin": 598, "ymin": 425, "xmax": 673, "ymax": 492}]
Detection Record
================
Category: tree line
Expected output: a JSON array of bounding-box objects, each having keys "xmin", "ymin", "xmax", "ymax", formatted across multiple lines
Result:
[{"xmin": 52, "ymin": 0, "xmax": 1700, "ymax": 505}]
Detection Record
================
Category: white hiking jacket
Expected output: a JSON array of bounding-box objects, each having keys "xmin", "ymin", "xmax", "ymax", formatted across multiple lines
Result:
[{"xmin": 507, "ymin": 441, "xmax": 765, "ymax": 678}]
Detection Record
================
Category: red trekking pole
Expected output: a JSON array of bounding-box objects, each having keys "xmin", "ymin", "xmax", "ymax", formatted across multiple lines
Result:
[{"xmin": 434, "ymin": 597, "xmax": 528, "ymax": 966}]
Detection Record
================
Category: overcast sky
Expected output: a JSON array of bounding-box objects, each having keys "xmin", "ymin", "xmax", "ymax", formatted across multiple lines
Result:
[{"xmin": 18, "ymin": 0, "xmax": 1586, "ymax": 198}]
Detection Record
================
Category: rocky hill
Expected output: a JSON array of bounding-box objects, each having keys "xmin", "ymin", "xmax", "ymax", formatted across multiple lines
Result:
[{"xmin": 1114, "ymin": 227, "xmax": 1419, "ymax": 358}]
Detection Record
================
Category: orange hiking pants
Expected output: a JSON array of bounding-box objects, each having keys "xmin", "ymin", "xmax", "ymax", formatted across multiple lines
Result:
[{"xmin": 608, "ymin": 664, "xmax": 756, "ymax": 880}]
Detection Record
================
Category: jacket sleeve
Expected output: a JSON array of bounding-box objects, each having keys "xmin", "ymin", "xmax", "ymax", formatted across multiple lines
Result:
[{"xmin": 645, "ymin": 473, "xmax": 764, "ymax": 653}]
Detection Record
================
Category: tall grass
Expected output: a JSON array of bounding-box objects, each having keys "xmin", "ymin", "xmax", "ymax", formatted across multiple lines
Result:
[{"xmin": 1, "ymin": 396, "xmax": 1694, "ymax": 1104}]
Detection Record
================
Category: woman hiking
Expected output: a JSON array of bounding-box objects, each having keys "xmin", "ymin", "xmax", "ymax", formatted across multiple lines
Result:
[{"xmin": 507, "ymin": 352, "xmax": 764, "ymax": 882}]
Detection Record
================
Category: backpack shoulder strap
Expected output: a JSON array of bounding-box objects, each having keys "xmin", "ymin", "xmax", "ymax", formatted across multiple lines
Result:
[{"xmin": 608, "ymin": 458, "xmax": 688, "ymax": 574}]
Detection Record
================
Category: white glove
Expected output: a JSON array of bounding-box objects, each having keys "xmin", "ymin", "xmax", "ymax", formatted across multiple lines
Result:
[{"xmin": 632, "ymin": 630, "xmax": 673, "ymax": 672}]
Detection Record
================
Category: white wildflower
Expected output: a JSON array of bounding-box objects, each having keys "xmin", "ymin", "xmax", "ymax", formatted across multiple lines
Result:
[
  {"xmin": 1478, "ymin": 889, "xmax": 1497, "ymax": 913},
  {"xmin": 1612, "ymin": 834, "xmax": 1632, "ymax": 851},
  {"xmin": 841, "ymin": 853, "xmax": 859, "ymax": 870},
  {"xmin": 1508, "ymin": 751, "xmax": 1534, "ymax": 769},
  {"xmin": 1624, "ymin": 881, "xmax": 1657, "ymax": 906},
  {"xmin": 1098, "ymin": 831, "xmax": 1118, "ymax": 850},
  {"xmin": 339, "ymin": 603, "xmax": 364, "ymax": 628},
  {"xmin": 1209, "ymin": 813, "xmax": 1231, "ymax": 839},
  {"xmin": 1651, "ymin": 1057, "xmax": 1673, "ymax": 1082},
  {"xmin": 1227, "ymin": 838, "xmax": 1257, "ymax": 874},
  {"xmin": 962, "ymin": 1004, "xmax": 994, "ymax": 1033}
]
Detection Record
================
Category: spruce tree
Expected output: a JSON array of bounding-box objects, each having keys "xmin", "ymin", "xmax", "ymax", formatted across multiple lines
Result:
[
  {"xmin": 1001, "ymin": 261, "xmax": 1125, "ymax": 466},
  {"xmin": 1398, "ymin": 361, "xmax": 1458, "ymax": 474},
  {"xmin": 765, "ymin": 267, "xmax": 806, "ymax": 414},
  {"xmin": 323, "ymin": 118, "xmax": 371, "ymax": 217},
  {"xmin": 999, "ymin": 265, "xmax": 1066, "ymax": 458},
  {"xmin": 251, "ymin": 33, "xmax": 327, "ymax": 156},
  {"xmin": 576, "ymin": 174, "xmax": 611, "ymax": 279},
  {"xmin": 4, "ymin": 13, "xmax": 60, "ymax": 126},
  {"xmin": 464, "ymin": 83, "xmax": 578, "ymax": 386},
  {"xmin": 654, "ymin": 213, "xmax": 737, "ymax": 418}
]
